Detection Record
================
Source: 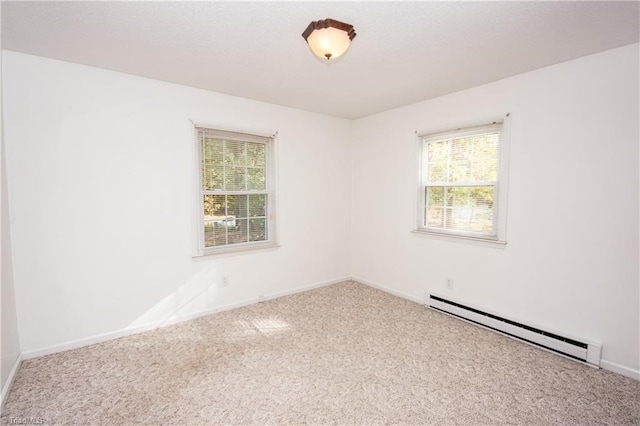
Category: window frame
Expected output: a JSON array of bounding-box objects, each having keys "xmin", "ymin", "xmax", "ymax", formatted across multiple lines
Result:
[
  {"xmin": 414, "ymin": 114, "xmax": 511, "ymax": 245},
  {"xmin": 192, "ymin": 125, "xmax": 278, "ymax": 257}
]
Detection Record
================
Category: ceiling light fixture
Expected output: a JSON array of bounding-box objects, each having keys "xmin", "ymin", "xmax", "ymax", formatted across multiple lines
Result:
[{"xmin": 302, "ymin": 18, "xmax": 356, "ymax": 61}]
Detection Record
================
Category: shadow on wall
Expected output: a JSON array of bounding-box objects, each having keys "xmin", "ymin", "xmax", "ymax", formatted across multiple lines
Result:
[
  {"xmin": 125, "ymin": 266, "xmax": 223, "ymax": 330},
  {"xmin": 124, "ymin": 264, "xmax": 291, "ymax": 339}
]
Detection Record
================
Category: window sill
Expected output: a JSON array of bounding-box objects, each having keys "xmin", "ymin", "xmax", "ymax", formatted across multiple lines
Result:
[
  {"xmin": 192, "ymin": 241, "xmax": 280, "ymax": 259},
  {"xmin": 411, "ymin": 230, "xmax": 506, "ymax": 248}
]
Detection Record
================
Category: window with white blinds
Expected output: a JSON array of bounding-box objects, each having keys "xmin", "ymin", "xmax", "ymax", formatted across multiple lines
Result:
[
  {"xmin": 417, "ymin": 118, "xmax": 510, "ymax": 243},
  {"xmin": 195, "ymin": 126, "xmax": 276, "ymax": 254}
]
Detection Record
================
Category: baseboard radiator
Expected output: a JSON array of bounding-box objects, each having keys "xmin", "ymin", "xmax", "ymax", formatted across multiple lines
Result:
[{"xmin": 427, "ymin": 294, "xmax": 602, "ymax": 367}]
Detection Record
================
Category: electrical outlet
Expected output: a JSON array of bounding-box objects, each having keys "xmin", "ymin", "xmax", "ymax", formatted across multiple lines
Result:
[
  {"xmin": 446, "ymin": 278, "xmax": 453, "ymax": 289},
  {"xmin": 222, "ymin": 276, "xmax": 230, "ymax": 287}
]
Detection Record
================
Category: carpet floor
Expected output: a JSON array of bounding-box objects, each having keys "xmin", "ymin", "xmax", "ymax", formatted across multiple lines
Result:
[{"xmin": 2, "ymin": 281, "xmax": 639, "ymax": 425}]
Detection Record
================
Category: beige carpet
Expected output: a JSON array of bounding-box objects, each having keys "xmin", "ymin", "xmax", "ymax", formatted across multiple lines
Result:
[{"xmin": 2, "ymin": 281, "xmax": 639, "ymax": 425}]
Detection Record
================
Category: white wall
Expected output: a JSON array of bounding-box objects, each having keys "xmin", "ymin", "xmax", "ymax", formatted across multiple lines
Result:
[
  {"xmin": 1, "ymin": 134, "xmax": 21, "ymax": 392},
  {"xmin": 2, "ymin": 51, "xmax": 352, "ymax": 353},
  {"xmin": 1, "ymin": 44, "xmax": 22, "ymax": 406},
  {"xmin": 2, "ymin": 45, "xmax": 639, "ymax": 375},
  {"xmin": 351, "ymin": 44, "xmax": 639, "ymax": 372}
]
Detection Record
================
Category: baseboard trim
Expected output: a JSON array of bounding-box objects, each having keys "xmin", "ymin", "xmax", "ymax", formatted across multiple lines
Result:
[
  {"xmin": 1, "ymin": 353, "xmax": 22, "ymax": 414},
  {"xmin": 18, "ymin": 274, "xmax": 640, "ymax": 383},
  {"xmin": 152, "ymin": 275, "xmax": 350, "ymax": 329},
  {"xmin": 22, "ymin": 276, "xmax": 350, "ymax": 360},
  {"xmin": 352, "ymin": 276, "xmax": 424, "ymax": 305},
  {"xmin": 600, "ymin": 359, "xmax": 640, "ymax": 380}
]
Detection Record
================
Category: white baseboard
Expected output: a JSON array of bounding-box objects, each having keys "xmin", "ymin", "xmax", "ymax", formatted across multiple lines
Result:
[
  {"xmin": 1, "ymin": 353, "xmax": 22, "ymax": 414},
  {"xmin": 600, "ymin": 359, "xmax": 640, "ymax": 380},
  {"xmin": 148, "ymin": 275, "xmax": 350, "ymax": 329},
  {"xmin": 22, "ymin": 276, "xmax": 350, "ymax": 360},
  {"xmin": 352, "ymin": 275, "xmax": 424, "ymax": 305},
  {"xmin": 17, "ymin": 274, "xmax": 640, "ymax": 383}
]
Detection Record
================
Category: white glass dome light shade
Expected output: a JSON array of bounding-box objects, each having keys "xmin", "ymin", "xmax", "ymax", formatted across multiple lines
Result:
[
  {"xmin": 302, "ymin": 18, "xmax": 356, "ymax": 61},
  {"xmin": 306, "ymin": 26, "xmax": 352, "ymax": 60}
]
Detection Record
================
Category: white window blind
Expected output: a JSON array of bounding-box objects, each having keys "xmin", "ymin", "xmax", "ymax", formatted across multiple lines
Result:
[
  {"xmin": 418, "ymin": 121, "xmax": 507, "ymax": 241},
  {"xmin": 196, "ymin": 127, "xmax": 275, "ymax": 253}
]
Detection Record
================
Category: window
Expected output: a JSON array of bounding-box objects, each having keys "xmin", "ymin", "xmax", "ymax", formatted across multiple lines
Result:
[
  {"xmin": 194, "ymin": 126, "xmax": 276, "ymax": 255},
  {"xmin": 416, "ymin": 116, "xmax": 510, "ymax": 243}
]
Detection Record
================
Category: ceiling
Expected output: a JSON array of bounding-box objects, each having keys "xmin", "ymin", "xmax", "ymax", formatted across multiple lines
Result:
[{"xmin": 2, "ymin": 1, "xmax": 639, "ymax": 119}]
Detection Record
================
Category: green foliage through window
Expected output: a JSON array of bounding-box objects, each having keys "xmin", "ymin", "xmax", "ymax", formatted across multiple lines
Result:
[
  {"xmin": 198, "ymin": 129, "xmax": 270, "ymax": 249},
  {"xmin": 422, "ymin": 129, "xmax": 500, "ymax": 236}
]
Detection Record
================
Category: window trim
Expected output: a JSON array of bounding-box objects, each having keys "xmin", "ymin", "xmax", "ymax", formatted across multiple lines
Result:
[
  {"xmin": 191, "ymin": 124, "xmax": 278, "ymax": 257},
  {"xmin": 414, "ymin": 114, "xmax": 511, "ymax": 245}
]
